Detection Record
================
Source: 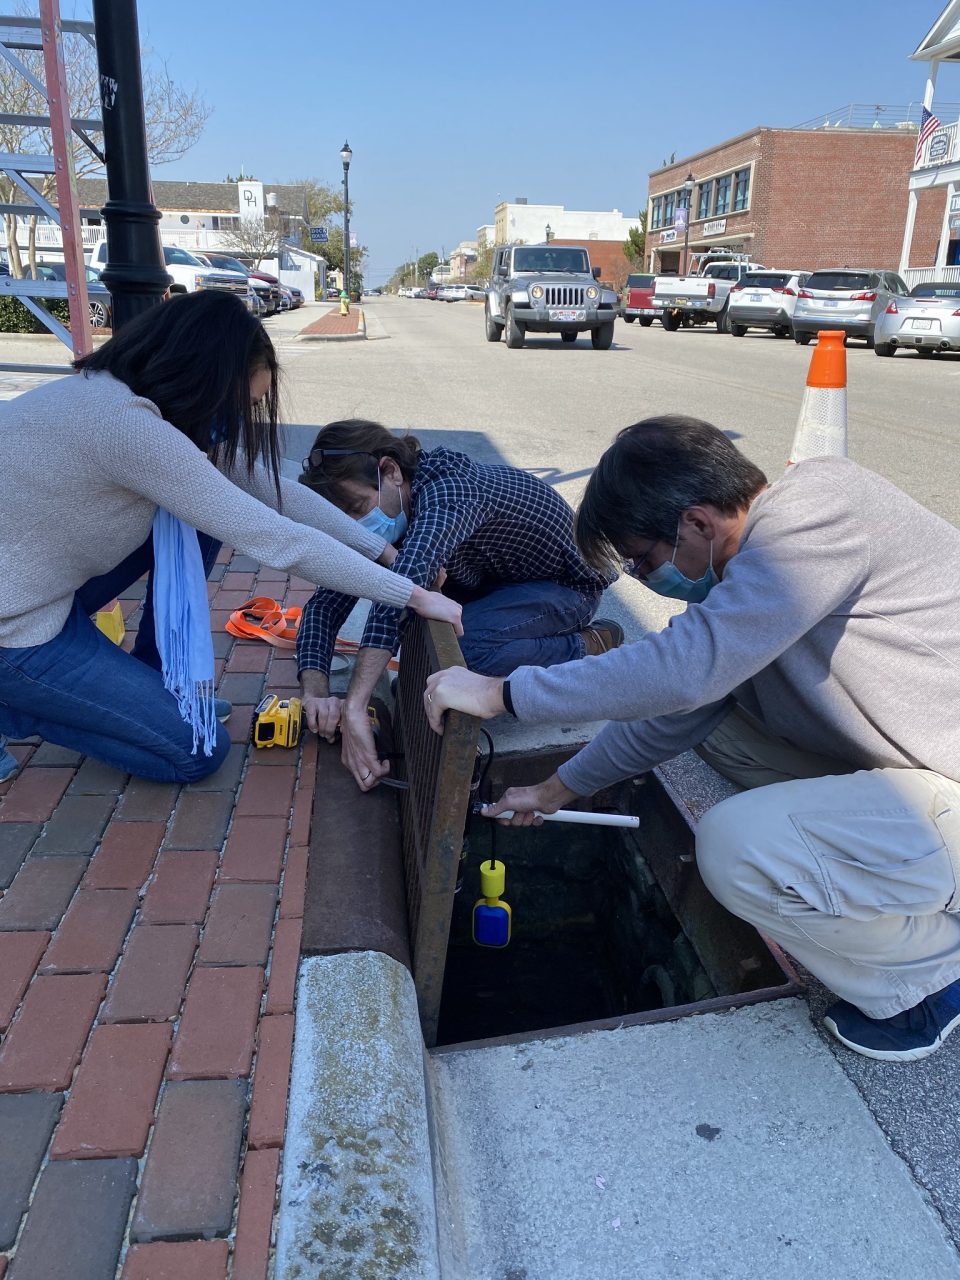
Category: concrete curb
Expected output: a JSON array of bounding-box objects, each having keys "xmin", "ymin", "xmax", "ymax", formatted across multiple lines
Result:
[
  {"xmin": 276, "ymin": 952, "xmax": 440, "ymax": 1280},
  {"xmin": 294, "ymin": 308, "xmax": 367, "ymax": 342}
]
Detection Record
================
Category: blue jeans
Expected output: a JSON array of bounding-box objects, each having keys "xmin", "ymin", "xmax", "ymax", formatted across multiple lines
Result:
[
  {"xmin": 0, "ymin": 533, "xmax": 230, "ymax": 782},
  {"xmin": 457, "ymin": 580, "xmax": 599, "ymax": 677}
]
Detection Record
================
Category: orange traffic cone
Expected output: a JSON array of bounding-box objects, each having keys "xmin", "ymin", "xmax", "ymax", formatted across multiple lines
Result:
[{"xmin": 788, "ymin": 330, "xmax": 847, "ymax": 465}]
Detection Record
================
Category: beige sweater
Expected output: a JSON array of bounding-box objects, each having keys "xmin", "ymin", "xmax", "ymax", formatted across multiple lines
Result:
[{"xmin": 0, "ymin": 371, "xmax": 413, "ymax": 647}]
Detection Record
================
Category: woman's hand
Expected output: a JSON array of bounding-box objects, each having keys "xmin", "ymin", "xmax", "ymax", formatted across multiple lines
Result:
[
  {"xmin": 423, "ymin": 668, "xmax": 505, "ymax": 733},
  {"xmin": 480, "ymin": 774, "xmax": 579, "ymax": 827},
  {"xmin": 408, "ymin": 586, "xmax": 463, "ymax": 636}
]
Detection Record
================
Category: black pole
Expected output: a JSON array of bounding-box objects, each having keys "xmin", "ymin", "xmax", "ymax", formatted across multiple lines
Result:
[
  {"xmin": 342, "ymin": 152, "xmax": 350, "ymax": 298},
  {"xmin": 92, "ymin": 0, "xmax": 171, "ymax": 330}
]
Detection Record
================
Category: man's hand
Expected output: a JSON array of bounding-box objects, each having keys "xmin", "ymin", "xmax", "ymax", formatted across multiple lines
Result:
[
  {"xmin": 480, "ymin": 774, "xmax": 579, "ymax": 828},
  {"xmin": 424, "ymin": 668, "xmax": 505, "ymax": 733},
  {"xmin": 340, "ymin": 701, "xmax": 390, "ymax": 791},
  {"xmin": 300, "ymin": 671, "xmax": 342, "ymax": 742},
  {"xmin": 302, "ymin": 694, "xmax": 343, "ymax": 743},
  {"xmin": 377, "ymin": 542, "xmax": 398, "ymax": 568}
]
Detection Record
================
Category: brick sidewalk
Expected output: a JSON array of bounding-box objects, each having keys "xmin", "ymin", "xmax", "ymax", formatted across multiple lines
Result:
[
  {"xmin": 0, "ymin": 548, "xmax": 314, "ymax": 1278},
  {"xmin": 298, "ymin": 307, "xmax": 362, "ymax": 337}
]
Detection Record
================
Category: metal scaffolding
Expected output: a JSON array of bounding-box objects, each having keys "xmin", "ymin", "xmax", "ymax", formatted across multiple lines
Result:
[{"xmin": 0, "ymin": 1, "xmax": 99, "ymax": 370}]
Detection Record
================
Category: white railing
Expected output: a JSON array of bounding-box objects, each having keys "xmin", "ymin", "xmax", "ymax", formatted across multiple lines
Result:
[
  {"xmin": 903, "ymin": 265, "xmax": 960, "ymax": 286},
  {"xmin": 917, "ymin": 120, "xmax": 959, "ymax": 170}
]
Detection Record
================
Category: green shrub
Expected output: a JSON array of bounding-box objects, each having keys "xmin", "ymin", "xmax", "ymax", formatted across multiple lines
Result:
[{"xmin": 0, "ymin": 295, "xmax": 73, "ymax": 334}]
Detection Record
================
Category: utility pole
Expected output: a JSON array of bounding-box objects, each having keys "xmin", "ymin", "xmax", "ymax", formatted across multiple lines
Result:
[
  {"xmin": 414, "ymin": 246, "xmax": 418, "ymax": 287},
  {"xmin": 92, "ymin": 0, "xmax": 171, "ymax": 330}
]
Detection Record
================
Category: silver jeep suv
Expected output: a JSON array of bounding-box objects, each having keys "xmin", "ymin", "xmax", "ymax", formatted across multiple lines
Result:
[{"xmin": 485, "ymin": 243, "xmax": 620, "ymax": 349}]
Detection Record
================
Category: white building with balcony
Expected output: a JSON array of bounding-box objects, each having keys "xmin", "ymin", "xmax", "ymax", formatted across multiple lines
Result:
[
  {"xmin": 15, "ymin": 177, "xmax": 325, "ymax": 297},
  {"xmin": 900, "ymin": 0, "xmax": 960, "ymax": 282}
]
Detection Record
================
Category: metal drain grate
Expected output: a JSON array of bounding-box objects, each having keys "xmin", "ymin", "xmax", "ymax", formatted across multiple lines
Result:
[{"xmin": 395, "ymin": 616, "xmax": 479, "ymax": 1045}]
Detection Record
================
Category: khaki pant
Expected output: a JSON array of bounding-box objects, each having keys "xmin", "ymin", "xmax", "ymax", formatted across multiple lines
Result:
[{"xmin": 693, "ymin": 707, "xmax": 960, "ymax": 1018}]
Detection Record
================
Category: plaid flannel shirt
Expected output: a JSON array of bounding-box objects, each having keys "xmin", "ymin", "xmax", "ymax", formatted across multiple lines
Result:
[{"xmin": 296, "ymin": 446, "xmax": 611, "ymax": 675}]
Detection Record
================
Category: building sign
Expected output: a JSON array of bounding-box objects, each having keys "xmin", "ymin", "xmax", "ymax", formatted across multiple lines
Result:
[
  {"xmin": 238, "ymin": 181, "xmax": 264, "ymax": 224},
  {"xmin": 703, "ymin": 219, "xmax": 727, "ymax": 237},
  {"xmin": 950, "ymin": 215, "xmax": 960, "ymax": 232},
  {"xmin": 951, "ymin": 192, "xmax": 960, "ymax": 215},
  {"xmin": 660, "ymin": 229, "xmax": 678, "ymax": 244},
  {"xmin": 928, "ymin": 133, "xmax": 950, "ymax": 163}
]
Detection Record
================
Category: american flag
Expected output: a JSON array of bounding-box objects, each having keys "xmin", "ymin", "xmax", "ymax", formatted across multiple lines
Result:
[{"xmin": 915, "ymin": 105, "xmax": 942, "ymax": 167}]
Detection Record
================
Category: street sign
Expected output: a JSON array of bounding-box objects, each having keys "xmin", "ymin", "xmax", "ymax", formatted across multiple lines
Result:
[{"xmin": 309, "ymin": 226, "xmax": 329, "ymax": 243}]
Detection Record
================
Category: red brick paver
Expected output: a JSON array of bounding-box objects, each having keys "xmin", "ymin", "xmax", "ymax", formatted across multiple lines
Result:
[
  {"xmin": 0, "ymin": 553, "xmax": 316, "ymax": 1278},
  {"xmin": 122, "ymin": 1240, "xmax": 230, "ymax": 1280},
  {"xmin": 52, "ymin": 1023, "xmax": 171, "ymax": 1158},
  {"xmin": 299, "ymin": 306, "xmax": 362, "ymax": 336}
]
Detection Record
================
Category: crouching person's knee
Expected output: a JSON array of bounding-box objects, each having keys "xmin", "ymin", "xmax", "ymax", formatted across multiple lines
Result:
[
  {"xmin": 695, "ymin": 792, "xmax": 762, "ymax": 915},
  {"xmin": 169, "ymin": 724, "xmax": 231, "ymax": 784}
]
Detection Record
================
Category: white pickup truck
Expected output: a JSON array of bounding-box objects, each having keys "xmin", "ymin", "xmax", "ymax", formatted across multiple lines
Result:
[
  {"xmin": 653, "ymin": 252, "xmax": 765, "ymax": 333},
  {"xmin": 89, "ymin": 241, "xmax": 250, "ymax": 300}
]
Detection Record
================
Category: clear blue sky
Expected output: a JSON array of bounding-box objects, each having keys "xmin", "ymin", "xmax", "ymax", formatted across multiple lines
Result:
[{"xmin": 74, "ymin": 1, "xmax": 959, "ymax": 285}]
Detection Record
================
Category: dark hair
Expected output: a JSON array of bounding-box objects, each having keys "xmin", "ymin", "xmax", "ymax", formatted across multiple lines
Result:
[
  {"xmin": 299, "ymin": 418, "xmax": 421, "ymax": 506},
  {"xmin": 74, "ymin": 291, "xmax": 281, "ymax": 498},
  {"xmin": 575, "ymin": 415, "xmax": 767, "ymax": 570}
]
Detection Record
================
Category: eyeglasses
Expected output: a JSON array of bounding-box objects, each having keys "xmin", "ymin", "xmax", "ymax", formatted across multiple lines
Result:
[
  {"xmin": 301, "ymin": 447, "xmax": 377, "ymax": 473},
  {"xmin": 624, "ymin": 537, "xmax": 659, "ymax": 581}
]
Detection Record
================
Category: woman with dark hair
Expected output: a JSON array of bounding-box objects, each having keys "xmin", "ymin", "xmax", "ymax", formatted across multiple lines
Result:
[
  {"xmin": 296, "ymin": 418, "xmax": 617, "ymax": 790},
  {"xmin": 0, "ymin": 292, "xmax": 459, "ymax": 784}
]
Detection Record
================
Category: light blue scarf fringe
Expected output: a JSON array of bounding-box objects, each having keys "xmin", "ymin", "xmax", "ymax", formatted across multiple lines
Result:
[{"xmin": 151, "ymin": 510, "xmax": 217, "ymax": 757}]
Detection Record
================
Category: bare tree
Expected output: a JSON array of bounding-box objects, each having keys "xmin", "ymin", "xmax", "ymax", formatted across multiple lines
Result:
[
  {"xmin": 217, "ymin": 217, "xmax": 282, "ymax": 271},
  {"xmin": 0, "ymin": 3, "xmax": 210, "ymax": 277}
]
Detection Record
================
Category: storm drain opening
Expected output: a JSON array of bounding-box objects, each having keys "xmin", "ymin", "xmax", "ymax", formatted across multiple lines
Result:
[{"xmin": 391, "ymin": 619, "xmax": 800, "ymax": 1051}]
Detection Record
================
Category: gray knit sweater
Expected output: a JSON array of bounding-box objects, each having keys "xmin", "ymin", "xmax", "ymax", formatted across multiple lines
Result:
[
  {"xmin": 505, "ymin": 457, "xmax": 960, "ymax": 795},
  {"xmin": 0, "ymin": 371, "xmax": 412, "ymax": 647}
]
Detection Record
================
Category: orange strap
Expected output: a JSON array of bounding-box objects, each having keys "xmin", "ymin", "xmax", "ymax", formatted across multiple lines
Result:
[{"xmin": 223, "ymin": 596, "xmax": 399, "ymax": 669}]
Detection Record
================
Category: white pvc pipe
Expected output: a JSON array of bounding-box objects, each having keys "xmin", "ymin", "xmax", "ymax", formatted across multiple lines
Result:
[{"xmin": 482, "ymin": 808, "xmax": 640, "ymax": 829}]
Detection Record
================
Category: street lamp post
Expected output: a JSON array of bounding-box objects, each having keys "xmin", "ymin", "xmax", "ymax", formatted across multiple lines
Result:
[
  {"xmin": 340, "ymin": 140, "xmax": 352, "ymax": 296},
  {"xmin": 681, "ymin": 171, "xmax": 694, "ymax": 275},
  {"xmin": 544, "ymin": 223, "xmax": 554, "ymax": 242}
]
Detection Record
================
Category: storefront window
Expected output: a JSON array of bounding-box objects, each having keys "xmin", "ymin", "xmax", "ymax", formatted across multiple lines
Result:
[
  {"xmin": 651, "ymin": 197, "xmax": 663, "ymax": 229},
  {"xmin": 715, "ymin": 174, "xmax": 731, "ymax": 215},
  {"xmin": 733, "ymin": 168, "xmax": 750, "ymax": 211},
  {"xmin": 664, "ymin": 191, "xmax": 675, "ymax": 224},
  {"xmin": 697, "ymin": 181, "xmax": 713, "ymax": 220}
]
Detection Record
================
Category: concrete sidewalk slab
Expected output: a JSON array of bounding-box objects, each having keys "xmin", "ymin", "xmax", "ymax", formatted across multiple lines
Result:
[{"xmin": 429, "ymin": 1000, "xmax": 960, "ymax": 1279}]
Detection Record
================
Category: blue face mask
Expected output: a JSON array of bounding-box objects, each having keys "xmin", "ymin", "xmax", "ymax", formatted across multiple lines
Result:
[
  {"xmin": 643, "ymin": 526, "xmax": 718, "ymax": 603},
  {"xmin": 358, "ymin": 472, "xmax": 408, "ymax": 544}
]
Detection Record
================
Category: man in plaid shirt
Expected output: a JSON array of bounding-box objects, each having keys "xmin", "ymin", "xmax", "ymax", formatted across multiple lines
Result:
[{"xmin": 297, "ymin": 419, "xmax": 620, "ymax": 789}]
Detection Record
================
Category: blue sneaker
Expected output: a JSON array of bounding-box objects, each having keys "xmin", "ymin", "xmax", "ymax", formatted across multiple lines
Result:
[
  {"xmin": 214, "ymin": 698, "xmax": 232, "ymax": 723},
  {"xmin": 824, "ymin": 979, "xmax": 960, "ymax": 1062},
  {"xmin": 0, "ymin": 741, "xmax": 18, "ymax": 783}
]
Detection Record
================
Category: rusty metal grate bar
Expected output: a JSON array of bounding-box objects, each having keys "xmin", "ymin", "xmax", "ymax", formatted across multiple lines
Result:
[{"xmin": 395, "ymin": 616, "xmax": 479, "ymax": 1046}]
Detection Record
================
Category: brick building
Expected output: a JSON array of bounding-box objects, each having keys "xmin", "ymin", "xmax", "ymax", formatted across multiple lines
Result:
[
  {"xmin": 645, "ymin": 122, "xmax": 946, "ymax": 275},
  {"xmin": 547, "ymin": 239, "xmax": 633, "ymax": 289}
]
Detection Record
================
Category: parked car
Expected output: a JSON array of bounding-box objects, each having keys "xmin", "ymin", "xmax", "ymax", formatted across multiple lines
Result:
[
  {"xmin": 200, "ymin": 251, "xmax": 278, "ymax": 315},
  {"xmin": 727, "ymin": 270, "xmax": 810, "ymax": 338},
  {"xmin": 873, "ymin": 281, "xmax": 960, "ymax": 357},
  {"xmin": 792, "ymin": 268, "xmax": 909, "ymax": 348},
  {"xmin": 485, "ymin": 242, "xmax": 619, "ymax": 349},
  {"xmin": 425, "ymin": 285, "xmax": 439, "ymax": 300},
  {"xmin": 653, "ymin": 251, "xmax": 765, "ymax": 332},
  {"xmin": 620, "ymin": 272, "xmax": 662, "ymax": 326},
  {"xmin": 90, "ymin": 241, "xmax": 249, "ymax": 301},
  {"xmin": 327, "ymin": 287, "xmax": 341, "ymax": 300},
  {"xmin": 246, "ymin": 287, "xmax": 266, "ymax": 318},
  {"xmin": 464, "ymin": 282, "xmax": 486, "ymax": 300},
  {"xmin": 286, "ymin": 285, "xmax": 304, "ymax": 308},
  {"xmin": 439, "ymin": 284, "xmax": 468, "ymax": 302},
  {"xmin": 33, "ymin": 260, "xmax": 112, "ymax": 328}
]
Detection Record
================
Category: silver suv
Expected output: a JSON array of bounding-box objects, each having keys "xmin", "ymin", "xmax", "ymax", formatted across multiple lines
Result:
[
  {"xmin": 485, "ymin": 243, "xmax": 620, "ymax": 349},
  {"xmin": 792, "ymin": 268, "xmax": 909, "ymax": 348}
]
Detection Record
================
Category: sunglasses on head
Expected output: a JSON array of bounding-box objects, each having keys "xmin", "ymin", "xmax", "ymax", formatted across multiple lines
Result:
[{"xmin": 301, "ymin": 446, "xmax": 379, "ymax": 473}]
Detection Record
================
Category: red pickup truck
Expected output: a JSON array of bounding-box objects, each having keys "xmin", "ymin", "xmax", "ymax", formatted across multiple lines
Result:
[{"xmin": 620, "ymin": 273, "xmax": 662, "ymax": 326}]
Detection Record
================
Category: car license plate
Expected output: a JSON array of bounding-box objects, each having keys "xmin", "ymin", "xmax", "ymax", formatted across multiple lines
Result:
[
  {"xmin": 750, "ymin": 294, "xmax": 763, "ymax": 302},
  {"xmin": 822, "ymin": 299, "xmax": 838, "ymax": 307},
  {"xmin": 550, "ymin": 309, "xmax": 584, "ymax": 321},
  {"xmin": 910, "ymin": 318, "xmax": 933, "ymax": 330},
  {"xmin": 675, "ymin": 297, "xmax": 688, "ymax": 306}
]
